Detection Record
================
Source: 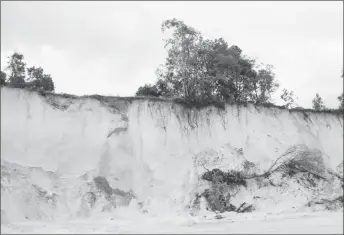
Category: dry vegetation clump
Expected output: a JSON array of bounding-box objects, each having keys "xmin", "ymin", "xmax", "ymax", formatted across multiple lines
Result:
[
  {"xmin": 196, "ymin": 144, "xmax": 337, "ymax": 213},
  {"xmin": 92, "ymin": 176, "xmax": 136, "ymax": 209},
  {"xmin": 199, "ymin": 168, "xmax": 248, "ymax": 212}
]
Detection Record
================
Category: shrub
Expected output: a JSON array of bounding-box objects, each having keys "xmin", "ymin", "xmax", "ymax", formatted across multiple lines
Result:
[
  {"xmin": 200, "ymin": 169, "xmax": 248, "ymax": 212},
  {"xmin": 93, "ymin": 176, "xmax": 136, "ymax": 207},
  {"xmin": 135, "ymin": 84, "xmax": 161, "ymax": 97}
]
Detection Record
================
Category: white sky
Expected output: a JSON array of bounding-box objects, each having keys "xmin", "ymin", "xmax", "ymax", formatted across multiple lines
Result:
[{"xmin": 1, "ymin": 1, "xmax": 343, "ymax": 108}]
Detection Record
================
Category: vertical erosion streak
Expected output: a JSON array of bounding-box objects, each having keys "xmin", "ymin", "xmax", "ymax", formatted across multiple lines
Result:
[
  {"xmin": 137, "ymin": 102, "xmax": 143, "ymax": 164},
  {"xmin": 24, "ymin": 96, "xmax": 30, "ymax": 156},
  {"xmin": 129, "ymin": 101, "xmax": 144, "ymax": 198}
]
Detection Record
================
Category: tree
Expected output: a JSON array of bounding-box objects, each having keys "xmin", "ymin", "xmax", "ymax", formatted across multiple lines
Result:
[
  {"xmin": 250, "ymin": 64, "xmax": 279, "ymax": 104},
  {"xmin": 160, "ymin": 18, "xmax": 202, "ymax": 100},
  {"xmin": 3, "ymin": 52, "xmax": 55, "ymax": 92},
  {"xmin": 6, "ymin": 52, "xmax": 26, "ymax": 88},
  {"xmin": 280, "ymin": 88, "xmax": 297, "ymax": 108},
  {"xmin": 136, "ymin": 18, "xmax": 280, "ymax": 107},
  {"xmin": 312, "ymin": 93, "xmax": 326, "ymax": 111},
  {"xmin": 26, "ymin": 66, "xmax": 55, "ymax": 92},
  {"xmin": 26, "ymin": 66, "xmax": 44, "ymax": 89},
  {"xmin": 41, "ymin": 74, "xmax": 55, "ymax": 92},
  {"xmin": 0, "ymin": 71, "xmax": 6, "ymax": 86},
  {"xmin": 27, "ymin": 66, "xmax": 44, "ymax": 82}
]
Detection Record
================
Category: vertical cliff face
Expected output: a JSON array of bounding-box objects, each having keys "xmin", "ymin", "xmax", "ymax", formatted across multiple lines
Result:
[{"xmin": 1, "ymin": 86, "xmax": 343, "ymax": 222}]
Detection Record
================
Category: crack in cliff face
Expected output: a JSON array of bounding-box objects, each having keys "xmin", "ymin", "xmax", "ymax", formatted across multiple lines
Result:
[{"xmin": 216, "ymin": 109, "xmax": 228, "ymax": 130}]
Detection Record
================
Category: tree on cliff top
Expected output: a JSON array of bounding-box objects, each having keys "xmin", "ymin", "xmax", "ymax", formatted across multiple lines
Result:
[
  {"xmin": 6, "ymin": 52, "xmax": 26, "ymax": 88},
  {"xmin": 3, "ymin": 52, "xmax": 55, "ymax": 92},
  {"xmin": 135, "ymin": 18, "xmax": 279, "ymax": 106},
  {"xmin": 312, "ymin": 93, "xmax": 326, "ymax": 111},
  {"xmin": 27, "ymin": 66, "xmax": 55, "ymax": 92}
]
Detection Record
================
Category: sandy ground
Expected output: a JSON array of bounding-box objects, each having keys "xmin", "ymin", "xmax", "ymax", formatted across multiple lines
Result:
[{"xmin": 2, "ymin": 211, "xmax": 343, "ymax": 234}]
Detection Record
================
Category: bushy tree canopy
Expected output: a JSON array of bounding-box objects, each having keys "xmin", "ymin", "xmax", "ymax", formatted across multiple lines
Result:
[
  {"xmin": 312, "ymin": 93, "xmax": 326, "ymax": 111},
  {"xmin": 7, "ymin": 52, "xmax": 26, "ymax": 88},
  {"xmin": 136, "ymin": 18, "xmax": 279, "ymax": 106},
  {"xmin": 27, "ymin": 66, "xmax": 55, "ymax": 91},
  {"xmin": 3, "ymin": 52, "xmax": 55, "ymax": 92}
]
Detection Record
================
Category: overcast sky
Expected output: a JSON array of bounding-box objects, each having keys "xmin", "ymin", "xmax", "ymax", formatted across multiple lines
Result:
[{"xmin": 1, "ymin": 1, "xmax": 343, "ymax": 108}]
